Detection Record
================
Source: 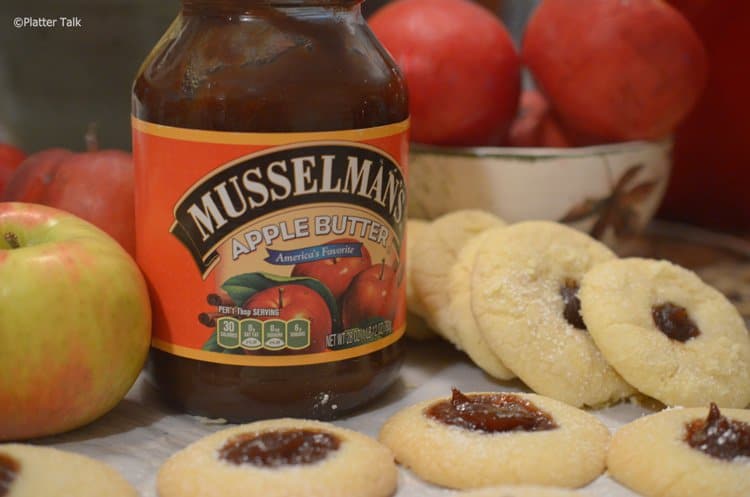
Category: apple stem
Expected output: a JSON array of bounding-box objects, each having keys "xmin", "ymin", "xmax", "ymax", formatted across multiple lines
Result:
[
  {"xmin": 3, "ymin": 232, "xmax": 20, "ymax": 249},
  {"xmin": 207, "ymin": 293, "xmax": 233, "ymax": 307},
  {"xmin": 278, "ymin": 287, "xmax": 285, "ymax": 309},
  {"xmin": 85, "ymin": 122, "xmax": 99, "ymax": 152},
  {"xmin": 198, "ymin": 312, "xmax": 224, "ymax": 327},
  {"xmin": 379, "ymin": 258, "xmax": 386, "ymax": 280}
]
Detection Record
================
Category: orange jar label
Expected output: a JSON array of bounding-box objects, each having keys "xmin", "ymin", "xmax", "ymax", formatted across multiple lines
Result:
[{"xmin": 132, "ymin": 118, "xmax": 409, "ymax": 367}]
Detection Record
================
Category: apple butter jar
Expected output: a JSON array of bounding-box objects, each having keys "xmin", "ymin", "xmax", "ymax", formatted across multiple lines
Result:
[{"xmin": 131, "ymin": 0, "xmax": 408, "ymax": 421}]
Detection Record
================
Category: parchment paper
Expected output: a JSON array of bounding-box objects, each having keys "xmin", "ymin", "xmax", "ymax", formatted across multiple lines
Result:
[{"xmin": 37, "ymin": 340, "xmax": 647, "ymax": 497}]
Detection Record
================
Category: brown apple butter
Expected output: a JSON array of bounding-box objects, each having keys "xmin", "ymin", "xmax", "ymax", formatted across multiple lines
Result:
[
  {"xmin": 218, "ymin": 429, "xmax": 340, "ymax": 467},
  {"xmin": 425, "ymin": 388, "xmax": 558, "ymax": 433},
  {"xmin": 0, "ymin": 453, "xmax": 18, "ymax": 497},
  {"xmin": 132, "ymin": 0, "xmax": 408, "ymax": 421},
  {"xmin": 560, "ymin": 278, "xmax": 586, "ymax": 330},
  {"xmin": 685, "ymin": 403, "xmax": 750, "ymax": 461},
  {"xmin": 652, "ymin": 302, "xmax": 701, "ymax": 342}
]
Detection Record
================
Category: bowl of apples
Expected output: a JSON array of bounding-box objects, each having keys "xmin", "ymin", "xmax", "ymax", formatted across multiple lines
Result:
[
  {"xmin": 369, "ymin": 0, "xmax": 706, "ymax": 247},
  {"xmin": 408, "ymin": 137, "xmax": 673, "ymax": 246}
]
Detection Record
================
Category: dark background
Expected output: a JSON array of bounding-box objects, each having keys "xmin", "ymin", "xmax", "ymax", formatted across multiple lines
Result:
[{"xmin": 0, "ymin": 0, "xmax": 535, "ymax": 153}]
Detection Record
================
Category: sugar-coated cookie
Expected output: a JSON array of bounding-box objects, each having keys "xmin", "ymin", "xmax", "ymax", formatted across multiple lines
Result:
[
  {"xmin": 471, "ymin": 222, "xmax": 633, "ymax": 407},
  {"xmin": 449, "ymin": 231, "xmax": 515, "ymax": 380},
  {"xmin": 379, "ymin": 389, "xmax": 610, "ymax": 489},
  {"xmin": 580, "ymin": 258, "xmax": 750, "ymax": 408},
  {"xmin": 406, "ymin": 219, "xmax": 430, "ymax": 318},
  {"xmin": 412, "ymin": 210, "xmax": 505, "ymax": 346},
  {"xmin": 455, "ymin": 485, "xmax": 595, "ymax": 497},
  {"xmin": 157, "ymin": 418, "xmax": 397, "ymax": 497},
  {"xmin": 608, "ymin": 404, "xmax": 750, "ymax": 497},
  {"xmin": 405, "ymin": 219, "xmax": 437, "ymax": 340},
  {"xmin": 0, "ymin": 444, "xmax": 138, "ymax": 497}
]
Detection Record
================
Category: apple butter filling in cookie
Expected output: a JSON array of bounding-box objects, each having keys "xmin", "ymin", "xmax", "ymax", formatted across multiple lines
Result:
[
  {"xmin": 560, "ymin": 279, "xmax": 586, "ymax": 330},
  {"xmin": 0, "ymin": 453, "xmax": 18, "ymax": 496},
  {"xmin": 218, "ymin": 429, "xmax": 341, "ymax": 467},
  {"xmin": 685, "ymin": 403, "xmax": 750, "ymax": 461},
  {"xmin": 651, "ymin": 302, "xmax": 701, "ymax": 342},
  {"xmin": 608, "ymin": 405, "xmax": 750, "ymax": 497},
  {"xmin": 426, "ymin": 388, "xmax": 557, "ymax": 433},
  {"xmin": 158, "ymin": 419, "xmax": 397, "ymax": 497},
  {"xmin": 379, "ymin": 389, "xmax": 610, "ymax": 489}
]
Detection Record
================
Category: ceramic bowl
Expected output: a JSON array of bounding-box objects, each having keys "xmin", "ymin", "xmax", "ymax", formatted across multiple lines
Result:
[{"xmin": 408, "ymin": 139, "xmax": 672, "ymax": 246}]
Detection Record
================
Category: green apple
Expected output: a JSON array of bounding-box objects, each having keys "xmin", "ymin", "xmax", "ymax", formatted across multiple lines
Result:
[{"xmin": 0, "ymin": 202, "xmax": 151, "ymax": 440}]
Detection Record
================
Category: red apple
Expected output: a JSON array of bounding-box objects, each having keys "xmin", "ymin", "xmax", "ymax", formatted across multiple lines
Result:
[
  {"xmin": 2, "ymin": 132, "xmax": 135, "ymax": 257},
  {"xmin": 509, "ymin": 90, "xmax": 572, "ymax": 148},
  {"xmin": 0, "ymin": 144, "xmax": 26, "ymax": 195},
  {"xmin": 291, "ymin": 238, "xmax": 372, "ymax": 300},
  {"xmin": 341, "ymin": 262, "xmax": 398, "ymax": 329},
  {"xmin": 369, "ymin": 0, "xmax": 521, "ymax": 146},
  {"xmin": 523, "ymin": 0, "xmax": 708, "ymax": 143},
  {"xmin": 243, "ymin": 284, "xmax": 333, "ymax": 353},
  {"xmin": 537, "ymin": 113, "xmax": 571, "ymax": 148},
  {"xmin": 0, "ymin": 202, "xmax": 151, "ymax": 441},
  {"xmin": 1, "ymin": 149, "xmax": 71, "ymax": 203}
]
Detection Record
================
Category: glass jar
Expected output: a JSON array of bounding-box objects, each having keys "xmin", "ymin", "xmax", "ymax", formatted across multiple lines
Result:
[{"xmin": 132, "ymin": 0, "xmax": 409, "ymax": 421}]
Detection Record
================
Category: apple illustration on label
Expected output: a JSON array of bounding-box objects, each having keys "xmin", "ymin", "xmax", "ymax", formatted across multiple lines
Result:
[
  {"xmin": 341, "ymin": 261, "xmax": 398, "ymax": 329},
  {"xmin": 243, "ymin": 284, "xmax": 332, "ymax": 353},
  {"xmin": 0, "ymin": 202, "xmax": 151, "ymax": 441},
  {"xmin": 291, "ymin": 238, "xmax": 372, "ymax": 300}
]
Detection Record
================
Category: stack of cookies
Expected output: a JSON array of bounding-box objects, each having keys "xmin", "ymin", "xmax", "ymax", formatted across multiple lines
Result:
[{"xmin": 407, "ymin": 210, "xmax": 750, "ymax": 409}]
